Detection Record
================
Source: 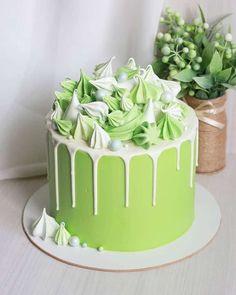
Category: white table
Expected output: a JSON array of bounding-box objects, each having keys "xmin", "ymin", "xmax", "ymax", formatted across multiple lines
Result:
[{"xmin": 1, "ymin": 155, "xmax": 236, "ymax": 295}]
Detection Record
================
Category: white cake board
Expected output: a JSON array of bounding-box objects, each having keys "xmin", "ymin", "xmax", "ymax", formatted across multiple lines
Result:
[{"xmin": 22, "ymin": 183, "xmax": 221, "ymax": 272}]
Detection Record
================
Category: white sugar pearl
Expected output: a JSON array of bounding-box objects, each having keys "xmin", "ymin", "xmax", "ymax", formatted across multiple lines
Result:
[
  {"xmin": 68, "ymin": 236, "xmax": 80, "ymax": 247},
  {"xmin": 117, "ymin": 72, "xmax": 128, "ymax": 82},
  {"xmin": 108, "ymin": 140, "xmax": 123, "ymax": 152},
  {"xmin": 95, "ymin": 89, "xmax": 107, "ymax": 101},
  {"xmin": 81, "ymin": 242, "xmax": 87, "ymax": 248}
]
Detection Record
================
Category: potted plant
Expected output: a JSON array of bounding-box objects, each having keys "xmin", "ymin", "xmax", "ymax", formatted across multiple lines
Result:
[{"xmin": 152, "ymin": 6, "xmax": 236, "ymax": 173}]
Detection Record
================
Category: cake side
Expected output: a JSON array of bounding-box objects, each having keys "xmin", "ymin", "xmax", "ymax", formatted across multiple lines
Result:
[{"xmin": 47, "ymin": 104, "xmax": 198, "ymax": 251}]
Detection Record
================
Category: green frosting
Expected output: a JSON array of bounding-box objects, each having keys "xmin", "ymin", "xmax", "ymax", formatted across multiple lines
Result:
[
  {"xmin": 113, "ymin": 87, "xmax": 129, "ymax": 99},
  {"xmin": 107, "ymin": 110, "xmax": 124, "ymax": 127},
  {"xmin": 103, "ymin": 96, "xmax": 120, "ymax": 111},
  {"xmin": 51, "ymin": 58, "xmax": 186, "ymax": 149},
  {"xmin": 53, "ymin": 119, "xmax": 73, "ymax": 136},
  {"xmin": 130, "ymin": 76, "xmax": 162, "ymax": 104},
  {"xmin": 54, "ymin": 222, "xmax": 71, "ymax": 246},
  {"xmin": 80, "ymin": 94, "xmax": 93, "ymax": 104},
  {"xmin": 133, "ymin": 122, "xmax": 160, "ymax": 149},
  {"xmin": 73, "ymin": 113, "xmax": 95, "ymax": 141},
  {"xmin": 77, "ymin": 70, "xmax": 93, "ymax": 97},
  {"xmin": 55, "ymin": 91, "xmax": 72, "ymax": 112},
  {"xmin": 116, "ymin": 58, "xmax": 139, "ymax": 79},
  {"xmin": 157, "ymin": 113, "xmax": 184, "ymax": 140},
  {"xmin": 120, "ymin": 95, "xmax": 134, "ymax": 112},
  {"xmin": 106, "ymin": 105, "xmax": 143, "ymax": 140},
  {"xmin": 61, "ymin": 79, "xmax": 77, "ymax": 93},
  {"xmin": 116, "ymin": 67, "xmax": 139, "ymax": 80}
]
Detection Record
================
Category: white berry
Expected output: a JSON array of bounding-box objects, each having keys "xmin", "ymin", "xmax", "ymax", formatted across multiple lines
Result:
[{"xmin": 225, "ymin": 33, "xmax": 232, "ymax": 42}]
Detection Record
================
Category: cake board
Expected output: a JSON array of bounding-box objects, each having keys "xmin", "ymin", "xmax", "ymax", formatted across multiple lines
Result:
[{"xmin": 22, "ymin": 183, "xmax": 221, "ymax": 272}]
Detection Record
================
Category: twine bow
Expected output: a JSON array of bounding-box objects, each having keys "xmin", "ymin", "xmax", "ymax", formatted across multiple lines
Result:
[{"xmin": 184, "ymin": 99, "xmax": 225, "ymax": 129}]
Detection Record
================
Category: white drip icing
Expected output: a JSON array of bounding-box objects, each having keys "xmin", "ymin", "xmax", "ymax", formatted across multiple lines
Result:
[
  {"xmin": 92, "ymin": 155, "xmax": 101, "ymax": 215},
  {"xmin": 47, "ymin": 101, "xmax": 198, "ymax": 215},
  {"xmin": 149, "ymin": 153, "xmax": 161, "ymax": 207},
  {"xmin": 175, "ymin": 144, "xmax": 181, "ymax": 171},
  {"xmin": 53, "ymin": 141, "xmax": 59, "ymax": 210},
  {"xmin": 121, "ymin": 155, "xmax": 132, "ymax": 207},
  {"xmin": 67, "ymin": 147, "xmax": 76, "ymax": 208}
]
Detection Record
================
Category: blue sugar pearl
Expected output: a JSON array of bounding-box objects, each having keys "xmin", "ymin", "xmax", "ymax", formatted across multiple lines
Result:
[
  {"xmin": 95, "ymin": 89, "xmax": 107, "ymax": 101},
  {"xmin": 108, "ymin": 139, "xmax": 122, "ymax": 152},
  {"xmin": 117, "ymin": 72, "xmax": 128, "ymax": 82}
]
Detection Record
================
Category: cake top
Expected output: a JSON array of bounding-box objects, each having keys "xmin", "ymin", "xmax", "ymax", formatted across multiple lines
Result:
[{"xmin": 49, "ymin": 57, "xmax": 190, "ymax": 151}]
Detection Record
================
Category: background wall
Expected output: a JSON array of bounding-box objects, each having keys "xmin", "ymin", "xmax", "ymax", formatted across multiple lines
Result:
[{"xmin": 0, "ymin": 0, "xmax": 235, "ymax": 179}]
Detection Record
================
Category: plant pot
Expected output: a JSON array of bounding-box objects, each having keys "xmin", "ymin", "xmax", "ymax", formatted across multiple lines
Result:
[{"xmin": 184, "ymin": 94, "xmax": 227, "ymax": 173}]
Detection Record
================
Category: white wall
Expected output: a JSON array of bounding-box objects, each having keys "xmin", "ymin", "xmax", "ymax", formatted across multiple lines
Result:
[
  {"xmin": 0, "ymin": 0, "xmax": 235, "ymax": 179},
  {"xmin": 0, "ymin": 0, "xmax": 162, "ymax": 179}
]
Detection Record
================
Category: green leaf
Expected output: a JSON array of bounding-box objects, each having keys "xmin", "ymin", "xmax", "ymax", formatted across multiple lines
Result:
[
  {"xmin": 201, "ymin": 43, "xmax": 215, "ymax": 70},
  {"xmin": 209, "ymin": 51, "xmax": 222, "ymax": 74},
  {"xmin": 193, "ymin": 75, "xmax": 214, "ymax": 89},
  {"xmin": 198, "ymin": 4, "xmax": 206, "ymax": 23},
  {"xmin": 194, "ymin": 32, "xmax": 204, "ymax": 46},
  {"xmin": 215, "ymin": 68, "xmax": 232, "ymax": 83},
  {"xmin": 152, "ymin": 59, "xmax": 167, "ymax": 77},
  {"xmin": 177, "ymin": 88, "xmax": 187, "ymax": 99},
  {"xmin": 229, "ymin": 76, "xmax": 236, "ymax": 85},
  {"xmin": 195, "ymin": 90, "xmax": 209, "ymax": 99},
  {"xmin": 173, "ymin": 69, "xmax": 196, "ymax": 82}
]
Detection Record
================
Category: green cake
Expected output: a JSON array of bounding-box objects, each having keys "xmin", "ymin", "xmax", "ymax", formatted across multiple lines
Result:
[{"xmin": 37, "ymin": 57, "xmax": 198, "ymax": 251}]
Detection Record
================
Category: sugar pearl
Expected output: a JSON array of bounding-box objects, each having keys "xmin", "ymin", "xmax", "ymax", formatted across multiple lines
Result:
[
  {"xmin": 68, "ymin": 236, "xmax": 80, "ymax": 247},
  {"xmin": 95, "ymin": 89, "xmax": 107, "ymax": 101},
  {"xmin": 117, "ymin": 72, "xmax": 128, "ymax": 82},
  {"xmin": 108, "ymin": 140, "xmax": 123, "ymax": 152}
]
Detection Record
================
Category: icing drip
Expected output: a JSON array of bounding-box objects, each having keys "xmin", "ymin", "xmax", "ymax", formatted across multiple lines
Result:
[
  {"xmin": 149, "ymin": 153, "xmax": 161, "ymax": 207},
  {"xmin": 54, "ymin": 142, "xmax": 60, "ymax": 210},
  {"xmin": 176, "ymin": 144, "xmax": 181, "ymax": 171},
  {"xmin": 122, "ymin": 156, "xmax": 132, "ymax": 207},
  {"xmin": 92, "ymin": 155, "xmax": 101, "ymax": 215},
  {"xmin": 68, "ymin": 147, "xmax": 76, "ymax": 208}
]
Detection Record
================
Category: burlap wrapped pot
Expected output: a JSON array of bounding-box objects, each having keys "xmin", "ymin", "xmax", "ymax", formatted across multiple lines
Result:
[{"xmin": 184, "ymin": 94, "xmax": 227, "ymax": 173}]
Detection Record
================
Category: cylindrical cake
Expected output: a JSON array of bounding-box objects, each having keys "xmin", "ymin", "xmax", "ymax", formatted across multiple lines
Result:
[{"xmin": 47, "ymin": 105, "xmax": 198, "ymax": 251}]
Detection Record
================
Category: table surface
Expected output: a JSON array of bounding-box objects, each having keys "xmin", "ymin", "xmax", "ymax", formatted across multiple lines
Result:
[{"xmin": 1, "ymin": 155, "xmax": 236, "ymax": 295}]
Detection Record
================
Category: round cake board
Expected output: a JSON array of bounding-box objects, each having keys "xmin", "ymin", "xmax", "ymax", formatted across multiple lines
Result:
[{"xmin": 22, "ymin": 183, "xmax": 221, "ymax": 272}]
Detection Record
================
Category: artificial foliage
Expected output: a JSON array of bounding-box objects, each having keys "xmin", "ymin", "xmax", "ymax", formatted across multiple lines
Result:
[{"xmin": 153, "ymin": 6, "xmax": 236, "ymax": 99}]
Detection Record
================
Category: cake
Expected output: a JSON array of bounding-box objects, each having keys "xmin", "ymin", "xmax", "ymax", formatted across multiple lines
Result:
[{"xmin": 34, "ymin": 57, "xmax": 198, "ymax": 252}]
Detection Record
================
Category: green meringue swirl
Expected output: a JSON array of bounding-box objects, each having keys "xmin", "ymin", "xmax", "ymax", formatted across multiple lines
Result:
[
  {"xmin": 103, "ymin": 96, "xmax": 120, "ymax": 111},
  {"xmin": 130, "ymin": 76, "xmax": 162, "ymax": 104},
  {"xmin": 132, "ymin": 122, "xmax": 160, "ymax": 149},
  {"xmin": 107, "ymin": 110, "xmax": 124, "ymax": 127},
  {"xmin": 157, "ymin": 113, "xmax": 183, "ymax": 140},
  {"xmin": 77, "ymin": 70, "xmax": 93, "ymax": 97},
  {"xmin": 106, "ymin": 105, "xmax": 143, "ymax": 140},
  {"xmin": 53, "ymin": 119, "xmax": 73, "ymax": 136}
]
